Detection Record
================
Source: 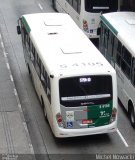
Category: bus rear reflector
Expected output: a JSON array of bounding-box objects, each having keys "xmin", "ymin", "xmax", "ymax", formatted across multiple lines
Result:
[{"xmin": 82, "ymin": 119, "xmax": 93, "ymax": 124}]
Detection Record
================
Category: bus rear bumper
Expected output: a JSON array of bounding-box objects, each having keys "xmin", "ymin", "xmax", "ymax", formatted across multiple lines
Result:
[{"xmin": 53, "ymin": 122, "xmax": 117, "ymax": 138}]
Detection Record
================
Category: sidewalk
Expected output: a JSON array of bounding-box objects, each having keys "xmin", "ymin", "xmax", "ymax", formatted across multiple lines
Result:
[{"xmin": 0, "ymin": 34, "xmax": 35, "ymax": 159}]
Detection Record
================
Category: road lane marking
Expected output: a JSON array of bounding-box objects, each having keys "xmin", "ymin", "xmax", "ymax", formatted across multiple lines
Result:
[
  {"xmin": 1, "ymin": 41, "xmax": 4, "ymax": 47},
  {"xmin": 6, "ymin": 62, "xmax": 10, "ymax": 70},
  {"xmin": 10, "ymin": 75, "xmax": 14, "ymax": 82},
  {"xmin": 38, "ymin": 3, "xmax": 43, "ymax": 10},
  {"xmin": 117, "ymin": 129, "xmax": 129, "ymax": 147},
  {"xmin": 14, "ymin": 88, "xmax": 17, "ymax": 96}
]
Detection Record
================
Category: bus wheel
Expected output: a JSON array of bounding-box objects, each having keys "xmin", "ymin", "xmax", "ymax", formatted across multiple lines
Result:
[{"xmin": 129, "ymin": 106, "xmax": 135, "ymax": 129}]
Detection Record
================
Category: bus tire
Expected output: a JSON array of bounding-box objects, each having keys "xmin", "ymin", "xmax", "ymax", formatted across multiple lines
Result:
[
  {"xmin": 41, "ymin": 97, "xmax": 48, "ymax": 121},
  {"xmin": 129, "ymin": 103, "xmax": 135, "ymax": 129}
]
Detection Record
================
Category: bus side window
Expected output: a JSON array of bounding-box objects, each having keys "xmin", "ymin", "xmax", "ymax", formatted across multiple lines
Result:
[
  {"xmin": 108, "ymin": 31, "xmax": 114, "ymax": 57},
  {"xmin": 106, "ymin": 30, "xmax": 113, "ymax": 62},
  {"xmin": 112, "ymin": 36, "xmax": 118, "ymax": 63},
  {"xmin": 47, "ymin": 76, "xmax": 51, "ymax": 103},
  {"xmin": 41, "ymin": 64, "xmax": 47, "ymax": 92},
  {"xmin": 40, "ymin": 62, "xmax": 51, "ymax": 103},
  {"xmin": 73, "ymin": 0, "xmax": 81, "ymax": 13},
  {"xmin": 28, "ymin": 37, "xmax": 31, "ymax": 51},
  {"xmin": 68, "ymin": 0, "xmax": 73, "ymax": 6},
  {"xmin": 106, "ymin": 29, "xmax": 109, "ymax": 46},
  {"xmin": 99, "ymin": 22, "xmax": 105, "ymax": 55},
  {"xmin": 78, "ymin": 0, "xmax": 81, "ymax": 13},
  {"xmin": 44, "ymin": 69, "xmax": 48, "ymax": 93},
  {"xmin": 132, "ymin": 59, "xmax": 135, "ymax": 86},
  {"xmin": 22, "ymin": 27, "xmax": 27, "ymax": 46},
  {"xmin": 116, "ymin": 41, "xmax": 122, "ymax": 67},
  {"xmin": 35, "ymin": 52, "xmax": 41, "ymax": 77},
  {"xmin": 26, "ymin": 35, "xmax": 30, "ymax": 52},
  {"xmin": 103, "ymin": 27, "xmax": 109, "ymax": 51},
  {"xmin": 21, "ymin": 27, "xmax": 25, "ymax": 43},
  {"xmin": 73, "ymin": 0, "xmax": 77, "ymax": 12},
  {"xmin": 121, "ymin": 46, "xmax": 132, "ymax": 79},
  {"xmin": 30, "ymin": 44, "xmax": 35, "ymax": 63}
]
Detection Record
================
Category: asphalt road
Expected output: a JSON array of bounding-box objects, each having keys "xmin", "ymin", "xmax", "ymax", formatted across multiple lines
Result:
[{"xmin": 0, "ymin": 0, "xmax": 135, "ymax": 159}]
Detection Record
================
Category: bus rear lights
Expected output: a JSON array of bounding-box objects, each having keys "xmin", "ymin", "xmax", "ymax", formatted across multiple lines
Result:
[
  {"xmin": 56, "ymin": 112, "xmax": 62, "ymax": 123},
  {"xmin": 82, "ymin": 119, "xmax": 93, "ymax": 124},
  {"xmin": 83, "ymin": 20, "xmax": 89, "ymax": 32},
  {"xmin": 56, "ymin": 113, "xmax": 64, "ymax": 128}
]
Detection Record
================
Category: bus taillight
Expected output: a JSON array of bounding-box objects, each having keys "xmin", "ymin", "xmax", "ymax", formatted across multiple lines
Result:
[
  {"xmin": 56, "ymin": 112, "xmax": 62, "ymax": 123},
  {"xmin": 56, "ymin": 112, "xmax": 65, "ymax": 127},
  {"xmin": 56, "ymin": 112, "xmax": 64, "ymax": 128}
]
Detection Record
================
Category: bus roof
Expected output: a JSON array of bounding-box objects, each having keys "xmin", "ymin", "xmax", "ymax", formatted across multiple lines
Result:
[
  {"xmin": 22, "ymin": 13, "xmax": 115, "ymax": 77},
  {"xmin": 101, "ymin": 12, "xmax": 135, "ymax": 57}
]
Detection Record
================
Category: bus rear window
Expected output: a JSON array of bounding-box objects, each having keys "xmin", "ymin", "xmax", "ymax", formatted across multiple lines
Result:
[
  {"xmin": 85, "ymin": 0, "xmax": 118, "ymax": 13},
  {"xmin": 59, "ymin": 75, "xmax": 112, "ymax": 107}
]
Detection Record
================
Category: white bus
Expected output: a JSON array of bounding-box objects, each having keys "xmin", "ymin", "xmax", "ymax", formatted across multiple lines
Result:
[
  {"xmin": 17, "ymin": 13, "xmax": 117, "ymax": 138},
  {"xmin": 99, "ymin": 12, "xmax": 135, "ymax": 128},
  {"xmin": 52, "ymin": 0, "xmax": 118, "ymax": 47}
]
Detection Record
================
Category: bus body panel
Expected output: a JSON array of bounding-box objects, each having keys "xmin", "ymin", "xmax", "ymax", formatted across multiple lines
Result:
[
  {"xmin": 54, "ymin": 0, "xmax": 100, "ymax": 39},
  {"xmin": 99, "ymin": 12, "xmax": 135, "ymax": 128},
  {"xmin": 52, "ymin": 118, "xmax": 117, "ymax": 138},
  {"xmin": 60, "ymin": 103, "xmax": 113, "ymax": 129},
  {"xmin": 26, "ymin": 58, "xmax": 54, "ymax": 130},
  {"xmin": 53, "ymin": 0, "xmax": 118, "ymax": 41},
  {"xmin": 18, "ymin": 13, "xmax": 118, "ymax": 137},
  {"xmin": 116, "ymin": 64, "xmax": 135, "ymax": 112},
  {"xmin": 81, "ymin": 12, "xmax": 101, "ymax": 39}
]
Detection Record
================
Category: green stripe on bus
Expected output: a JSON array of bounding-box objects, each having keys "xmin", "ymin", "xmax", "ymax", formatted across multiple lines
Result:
[
  {"xmin": 87, "ymin": 100, "xmax": 113, "ymax": 127},
  {"xmin": 101, "ymin": 15, "xmax": 118, "ymax": 36},
  {"xmin": 22, "ymin": 16, "xmax": 31, "ymax": 33}
]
